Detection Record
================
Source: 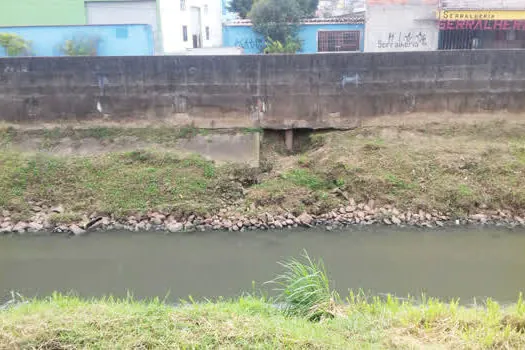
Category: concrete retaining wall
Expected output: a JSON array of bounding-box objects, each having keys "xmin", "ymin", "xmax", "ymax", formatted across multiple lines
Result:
[{"xmin": 1, "ymin": 50, "xmax": 525, "ymax": 129}]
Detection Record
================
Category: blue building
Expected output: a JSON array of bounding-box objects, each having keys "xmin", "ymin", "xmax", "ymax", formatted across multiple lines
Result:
[
  {"xmin": 0, "ymin": 24, "xmax": 154, "ymax": 57},
  {"xmin": 222, "ymin": 17, "xmax": 365, "ymax": 54}
]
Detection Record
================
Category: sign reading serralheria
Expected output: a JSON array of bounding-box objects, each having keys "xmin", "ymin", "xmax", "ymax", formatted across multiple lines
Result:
[
  {"xmin": 439, "ymin": 10, "xmax": 525, "ymax": 21},
  {"xmin": 439, "ymin": 20, "xmax": 525, "ymax": 31}
]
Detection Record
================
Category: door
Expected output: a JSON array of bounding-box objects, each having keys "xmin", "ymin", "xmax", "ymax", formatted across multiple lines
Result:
[{"xmin": 190, "ymin": 7, "xmax": 202, "ymax": 48}]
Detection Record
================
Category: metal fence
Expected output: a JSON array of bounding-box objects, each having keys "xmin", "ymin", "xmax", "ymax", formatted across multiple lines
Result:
[{"xmin": 439, "ymin": 29, "xmax": 525, "ymax": 50}]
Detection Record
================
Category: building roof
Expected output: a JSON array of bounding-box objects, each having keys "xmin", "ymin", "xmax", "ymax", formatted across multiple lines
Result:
[{"xmin": 225, "ymin": 16, "xmax": 365, "ymax": 26}]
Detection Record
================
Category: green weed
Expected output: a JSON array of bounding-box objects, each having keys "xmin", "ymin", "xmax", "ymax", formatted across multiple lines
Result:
[
  {"xmin": 458, "ymin": 183, "xmax": 473, "ymax": 196},
  {"xmin": 177, "ymin": 125, "xmax": 199, "ymax": 139},
  {"xmin": 241, "ymin": 127, "xmax": 263, "ymax": 134},
  {"xmin": 385, "ymin": 174, "xmax": 414, "ymax": 191},
  {"xmin": 281, "ymin": 169, "xmax": 329, "ymax": 191},
  {"xmin": 269, "ymin": 251, "xmax": 340, "ymax": 322}
]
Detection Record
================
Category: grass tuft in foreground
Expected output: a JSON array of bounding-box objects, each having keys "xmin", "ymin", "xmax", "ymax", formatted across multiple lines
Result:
[{"xmin": 270, "ymin": 250, "xmax": 340, "ymax": 322}]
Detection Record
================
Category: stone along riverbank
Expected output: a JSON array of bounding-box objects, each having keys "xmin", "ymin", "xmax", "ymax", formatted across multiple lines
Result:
[
  {"xmin": 1, "ymin": 201, "xmax": 524, "ymax": 235},
  {"xmin": 1, "ymin": 115, "xmax": 525, "ymax": 234}
]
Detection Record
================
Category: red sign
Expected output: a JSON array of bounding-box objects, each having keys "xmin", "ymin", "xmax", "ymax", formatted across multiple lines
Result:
[{"xmin": 439, "ymin": 20, "xmax": 525, "ymax": 31}]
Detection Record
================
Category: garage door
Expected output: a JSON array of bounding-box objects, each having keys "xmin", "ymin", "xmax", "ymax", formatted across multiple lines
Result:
[{"xmin": 86, "ymin": 1, "xmax": 160, "ymax": 53}]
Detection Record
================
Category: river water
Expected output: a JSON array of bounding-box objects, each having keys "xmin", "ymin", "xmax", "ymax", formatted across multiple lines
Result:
[{"xmin": 1, "ymin": 227, "xmax": 524, "ymax": 304}]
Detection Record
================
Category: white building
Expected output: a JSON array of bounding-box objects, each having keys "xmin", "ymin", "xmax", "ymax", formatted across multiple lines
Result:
[
  {"xmin": 365, "ymin": 0, "xmax": 439, "ymax": 52},
  {"xmin": 159, "ymin": 0, "xmax": 223, "ymax": 54}
]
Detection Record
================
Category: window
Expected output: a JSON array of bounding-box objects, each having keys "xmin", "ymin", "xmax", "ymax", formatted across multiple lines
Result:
[
  {"xmin": 318, "ymin": 31, "xmax": 360, "ymax": 52},
  {"xmin": 180, "ymin": 0, "xmax": 186, "ymax": 10},
  {"xmin": 205, "ymin": 26, "xmax": 210, "ymax": 40},
  {"xmin": 182, "ymin": 26, "xmax": 188, "ymax": 42},
  {"xmin": 115, "ymin": 27, "xmax": 128, "ymax": 39}
]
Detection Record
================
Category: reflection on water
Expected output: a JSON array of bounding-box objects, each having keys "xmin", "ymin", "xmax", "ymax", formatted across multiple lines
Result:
[{"xmin": 1, "ymin": 227, "xmax": 524, "ymax": 303}]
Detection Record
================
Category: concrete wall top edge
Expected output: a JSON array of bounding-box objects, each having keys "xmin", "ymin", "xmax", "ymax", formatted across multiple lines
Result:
[
  {"xmin": 2, "ymin": 49, "xmax": 525, "ymax": 126},
  {"xmin": 2, "ymin": 49, "xmax": 525, "ymax": 60}
]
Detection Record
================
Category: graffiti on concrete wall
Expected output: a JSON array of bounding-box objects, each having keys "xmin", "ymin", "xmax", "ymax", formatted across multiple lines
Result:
[
  {"xmin": 3, "ymin": 64, "xmax": 29, "ymax": 73},
  {"xmin": 248, "ymin": 96, "xmax": 268, "ymax": 121},
  {"xmin": 376, "ymin": 31, "xmax": 429, "ymax": 49},
  {"xmin": 341, "ymin": 73, "xmax": 361, "ymax": 89},
  {"xmin": 234, "ymin": 38, "xmax": 265, "ymax": 51}
]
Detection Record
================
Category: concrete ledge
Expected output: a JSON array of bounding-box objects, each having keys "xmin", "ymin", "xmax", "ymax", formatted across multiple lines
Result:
[{"xmin": 1, "ymin": 51, "xmax": 525, "ymax": 128}]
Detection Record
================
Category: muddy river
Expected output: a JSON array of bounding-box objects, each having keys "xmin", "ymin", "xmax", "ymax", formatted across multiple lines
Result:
[{"xmin": 1, "ymin": 227, "xmax": 524, "ymax": 303}]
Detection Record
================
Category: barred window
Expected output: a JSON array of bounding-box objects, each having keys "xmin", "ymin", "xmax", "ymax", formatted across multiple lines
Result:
[{"xmin": 318, "ymin": 31, "xmax": 361, "ymax": 52}]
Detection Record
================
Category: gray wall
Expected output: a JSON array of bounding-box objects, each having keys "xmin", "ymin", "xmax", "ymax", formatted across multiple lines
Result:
[{"xmin": 1, "ymin": 50, "xmax": 525, "ymax": 129}]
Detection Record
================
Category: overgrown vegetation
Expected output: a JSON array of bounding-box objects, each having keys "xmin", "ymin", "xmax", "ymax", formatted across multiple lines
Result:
[
  {"xmin": 250, "ymin": 118, "xmax": 525, "ymax": 215},
  {"xmin": 0, "ymin": 33, "xmax": 31, "ymax": 57},
  {"xmin": 264, "ymin": 36, "xmax": 302, "ymax": 54},
  {"xmin": 250, "ymin": 0, "xmax": 302, "ymax": 45},
  {"xmin": 1, "ymin": 118, "xmax": 525, "ymax": 221},
  {"xmin": 0, "ymin": 151, "xmax": 224, "ymax": 218},
  {"xmin": 61, "ymin": 35, "xmax": 100, "ymax": 56},
  {"xmin": 1, "ymin": 253, "xmax": 524, "ymax": 349},
  {"xmin": 246, "ymin": 0, "xmax": 318, "ymax": 53}
]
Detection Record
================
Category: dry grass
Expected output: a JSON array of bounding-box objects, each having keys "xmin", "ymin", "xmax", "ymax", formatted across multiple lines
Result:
[
  {"xmin": 251, "ymin": 117, "xmax": 525, "ymax": 215},
  {"xmin": 1, "ymin": 116, "xmax": 525, "ymax": 221}
]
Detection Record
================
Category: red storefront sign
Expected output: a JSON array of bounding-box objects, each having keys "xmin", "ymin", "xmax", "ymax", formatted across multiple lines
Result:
[{"xmin": 439, "ymin": 20, "xmax": 525, "ymax": 31}]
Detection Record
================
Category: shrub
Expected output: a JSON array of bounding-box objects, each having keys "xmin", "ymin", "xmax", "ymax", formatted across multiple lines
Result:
[
  {"xmin": 0, "ymin": 33, "xmax": 32, "ymax": 56},
  {"xmin": 264, "ymin": 37, "xmax": 301, "ymax": 54},
  {"xmin": 61, "ymin": 35, "xmax": 100, "ymax": 56}
]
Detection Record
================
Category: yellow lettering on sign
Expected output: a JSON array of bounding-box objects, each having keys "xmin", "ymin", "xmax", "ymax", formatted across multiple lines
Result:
[{"xmin": 439, "ymin": 10, "xmax": 525, "ymax": 21}]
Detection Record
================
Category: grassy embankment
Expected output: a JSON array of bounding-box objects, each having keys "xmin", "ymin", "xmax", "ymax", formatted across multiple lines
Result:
[
  {"xmin": 1, "ymin": 253, "xmax": 524, "ymax": 349},
  {"xmin": 1, "ymin": 116, "xmax": 525, "ymax": 221}
]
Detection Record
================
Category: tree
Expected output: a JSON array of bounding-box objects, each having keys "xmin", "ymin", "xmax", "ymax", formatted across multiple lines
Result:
[
  {"xmin": 249, "ymin": 0, "xmax": 302, "ymax": 45},
  {"xmin": 227, "ymin": 0, "xmax": 254, "ymax": 19},
  {"xmin": 297, "ymin": 0, "xmax": 319, "ymax": 17}
]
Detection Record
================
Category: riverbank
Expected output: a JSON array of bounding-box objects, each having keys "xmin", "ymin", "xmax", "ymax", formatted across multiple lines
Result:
[
  {"xmin": 1, "ymin": 115, "xmax": 525, "ymax": 234},
  {"xmin": 2, "ymin": 250, "xmax": 524, "ymax": 349},
  {"xmin": 1, "ymin": 293, "xmax": 524, "ymax": 349}
]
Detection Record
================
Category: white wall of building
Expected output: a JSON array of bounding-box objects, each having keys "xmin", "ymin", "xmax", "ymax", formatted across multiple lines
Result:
[
  {"xmin": 365, "ymin": 0, "xmax": 439, "ymax": 52},
  {"xmin": 159, "ymin": 0, "xmax": 223, "ymax": 54},
  {"xmin": 85, "ymin": 1, "xmax": 161, "ymax": 53}
]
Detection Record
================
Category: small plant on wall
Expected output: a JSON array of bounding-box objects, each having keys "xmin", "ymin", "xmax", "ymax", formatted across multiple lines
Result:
[
  {"xmin": 0, "ymin": 33, "xmax": 32, "ymax": 56},
  {"xmin": 264, "ymin": 37, "xmax": 302, "ymax": 54},
  {"xmin": 61, "ymin": 35, "xmax": 101, "ymax": 56}
]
